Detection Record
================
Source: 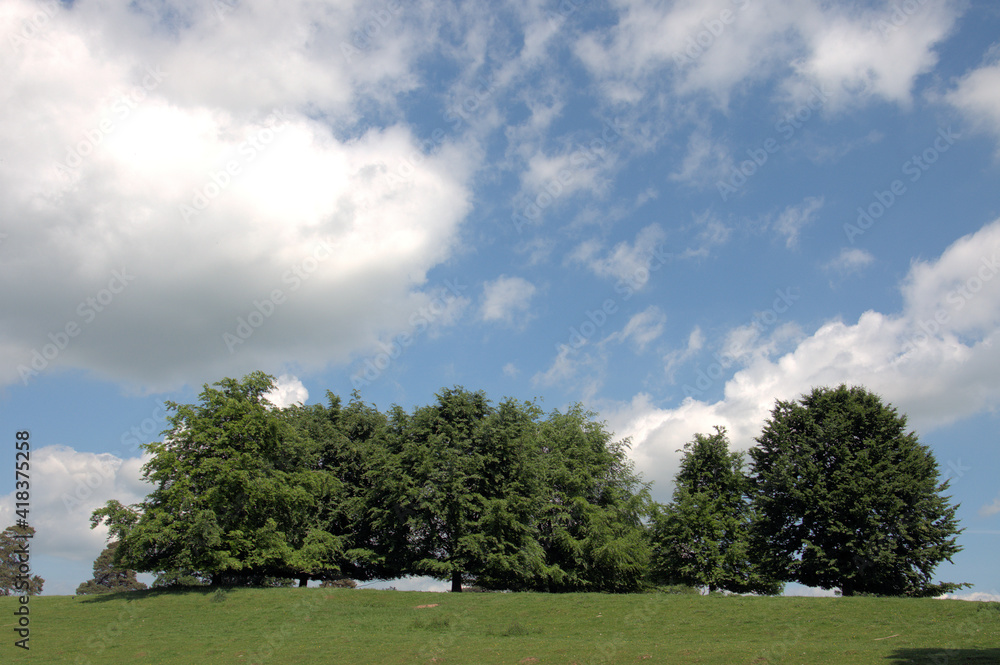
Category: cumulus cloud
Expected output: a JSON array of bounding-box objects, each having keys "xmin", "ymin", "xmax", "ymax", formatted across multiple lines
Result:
[
  {"xmin": 0, "ymin": 0, "xmax": 474, "ymax": 393},
  {"xmin": 480, "ymin": 276, "xmax": 536, "ymax": 327},
  {"xmin": 608, "ymin": 218, "xmax": 1000, "ymax": 499},
  {"xmin": 265, "ymin": 374, "xmax": 309, "ymax": 408},
  {"xmin": 0, "ymin": 445, "xmax": 152, "ymax": 593}
]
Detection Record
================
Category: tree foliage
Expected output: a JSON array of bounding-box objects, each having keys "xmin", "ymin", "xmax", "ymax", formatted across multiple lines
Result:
[
  {"xmin": 750, "ymin": 385, "xmax": 966, "ymax": 597},
  {"xmin": 75, "ymin": 541, "xmax": 148, "ymax": 595},
  {"xmin": 92, "ymin": 372, "xmax": 353, "ymax": 587},
  {"xmin": 0, "ymin": 524, "xmax": 44, "ymax": 596},
  {"xmin": 650, "ymin": 427, "xmax": 781, "ymax": 594},
  {"xmin": 92, "ymin": 375, "xmax": 652, "ymax": 592},
  {"xmin": 532, "ymin": 406, "xmax": 651, "ymax": 592}
]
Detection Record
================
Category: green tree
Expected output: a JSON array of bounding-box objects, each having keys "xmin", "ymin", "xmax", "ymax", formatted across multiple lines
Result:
[
  {"xmin": 533, "ymin": 406, "xmax": 651, "ymax": 593},
  {"xmin": 277, "ymin": 391, "xmax": 393, "ymax": 583},
  {"xmin": 92, "ymin": 372, "xmax": 348, "ymax": 587},
  {"xmin": 649, "ymin": 427, "xmax": 781, "ymax": 594},
  {"xmin": 75, "ymin": 541, "xmax": 148, "ymax": 595},
  {"xmin": 380, "ymin": 387, "xmax": 549, "ymax": 592},
  {"xmin": 0, "ymin": 525, "xmax": 44, "ymax": 596},
  {"xmin": 750, "ymin": 385, "xmax": 967, "ymax": 597}
]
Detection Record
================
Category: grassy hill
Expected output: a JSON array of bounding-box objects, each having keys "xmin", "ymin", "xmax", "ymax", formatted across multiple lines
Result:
[{"xmin": 2, "ymin": 588, "xmax": 998, "ymax": 664}]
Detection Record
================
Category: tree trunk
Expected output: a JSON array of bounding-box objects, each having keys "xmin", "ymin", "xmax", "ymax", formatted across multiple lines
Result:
[
  {"xmin": 298, "ymin": 575, "xmax": 309, "ymax": 588},
  {"xmin": 451, "ymin": 570, "xmax": 462, "ymax": 593},
  {"xmin": 841, "ymin": 582, "xmax": 854, "ymax": 597}
]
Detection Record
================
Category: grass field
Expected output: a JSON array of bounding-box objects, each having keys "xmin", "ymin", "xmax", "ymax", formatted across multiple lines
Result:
[{"xmin": 2, "ymin": 588, "xmax": 998, "ymax": 664}]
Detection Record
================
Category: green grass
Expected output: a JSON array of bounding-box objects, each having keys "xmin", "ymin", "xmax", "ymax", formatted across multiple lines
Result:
[{"xmin": 2, "ymin": 588, "xmax": 998, "ymax": 664}]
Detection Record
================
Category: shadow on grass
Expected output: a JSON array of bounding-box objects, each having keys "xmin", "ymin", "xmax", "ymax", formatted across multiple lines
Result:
[
  {"xmin": 885, "ymin": 648, "xmax": 1000, "ymax": 664},
  {"xmin": 76, "ymin": 586, "xmax": 236, "ymax": 604}
]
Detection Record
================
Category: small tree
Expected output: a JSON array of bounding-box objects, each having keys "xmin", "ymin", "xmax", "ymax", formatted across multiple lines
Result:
[
  {"xmin": 649, "ymin": 427, "xmax": 780, "ymax": 594},
  {"xmin": 76, "ymin": 542, "xmax": 148, "ymax": 595},
  {"xmin": 751, "ymin": 385, "xmax": 967, "ymax": 597},
  {"xmin": 0, "ymin": 525, "xmax": 44, "ymax": 596}
]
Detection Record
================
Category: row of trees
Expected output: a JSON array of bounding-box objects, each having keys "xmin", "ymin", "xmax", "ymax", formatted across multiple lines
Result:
[
  {"xmin": 85, "ymin": 374, "xmax": 965, "ymax": 597},
  {"xmin": 92, "ymin": 372, "xmax": 650, "ymax": 592},
  {"xmin": 650, "ymin": 385, "xmax": 965, "ymax": 596}
]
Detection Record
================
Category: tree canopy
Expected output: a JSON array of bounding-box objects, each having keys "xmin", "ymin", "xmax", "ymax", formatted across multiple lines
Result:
[
  {"xmin": 75, "ymin": 541, "xmax": 148, "ymax": 595},
  {"xmin": 92, "ymin": 372, "xmax": 356, "ymax": 587},
  {"xmin": 650, "ymin": 427, "xmax": 781, "ymax": 594},
  {"xmin": 750, "ymin": 385, "xmax": 966, "ymax": 597},
  {"xmin": 0, "ymin": 524, "xmax": 44, "ymax": 596},
  {"xmin": 91, "ymin": 374, "xmax": 651, "ymax": 592}
]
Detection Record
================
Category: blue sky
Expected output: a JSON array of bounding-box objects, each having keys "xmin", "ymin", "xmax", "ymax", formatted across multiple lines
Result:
[{"xmin": 1, "ymin": 0, "xmax": 999, "ymax": 598}]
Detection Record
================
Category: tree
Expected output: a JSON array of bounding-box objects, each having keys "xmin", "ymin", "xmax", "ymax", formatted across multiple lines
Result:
[
  {"xmin": 378, "ymin": 387, "xmax": 550, "ymax": 592},
  {"xmin": 0, "ymin": 525, "xmax": 44, "ymax": 596},
  {"xmin": 649, "ymin": 427, "xmax": 781, "ymax": 594},
  {"xmin": 75, "ymin": 542, "xmax": 148, "ymax": 595},
  {"xmin": 92, "ymin": 372, "xmax": 349, "ymax": 587},
  {"xmin": 276, "ymin": 390, "xmax": 394, "ymax": 583},
  {"xmin": 750, "ymin": 385, "xmax": 967, "ymax": 597},
  {"xmin": 532, "ymin": 405, "xmax": 651, "ymax": 593}
]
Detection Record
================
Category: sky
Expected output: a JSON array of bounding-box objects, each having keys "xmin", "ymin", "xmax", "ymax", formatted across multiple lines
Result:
[{"xmin": 1, "ymin": 0, "xmax": 999, "ymax": 598}]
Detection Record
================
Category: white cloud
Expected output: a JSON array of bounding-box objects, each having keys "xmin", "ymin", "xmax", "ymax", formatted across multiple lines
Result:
[
  {"xmin": 572, "ymin": 223, "xmax": 667, "ymax": 285},
  {"xmin": 825, "ymin": 247, "xmax": 875, "ymax": 274},
  {"xmin": 576, "ymin": 0, "xmax": 961, "ymax": 110},
  {"xmin": 480, "ymin": 276, "xmax": 536, "ymax": 327},
  {"xmin": 663, "ymin": 326, "xmax": 704, "ymax": 380},
  {"xmin": 937, "ymin": 591, "xmax": 1000, "ymax": 603},
  {"xmin": 0, "ymin": 445, "xmax": 152, "ymax": 593},
  {"xmin": 606, "ymin": 306, "xmax": 666, "ymax": 352},
  {"xmin": 669, "ymin": 128, "xmax": 732, "ymax": 186},
  {"xmin": 772, "ymin": 196, "xmax": 824, "ymax": 248},
  {"xmin": 0, "ymin": 0, "xmax": 475, "ymax": 392},
  {"xmin": 979, "ymin": 493, "xmax": 1000, "ymax": 518},
  {"xmin": 502, "ymin": 362, "xmax": 519, "ymax": 378},
  {"xmin": 265, "ymin": 374, "xmax": 309, "ymax": 408},
  {"xmin": 946, "ymin": 44, "xmax": 1000, "ymax": 151},
  {"xmin": 608, "ymin": 218, "xmax": 1000, "ymax": 499}
]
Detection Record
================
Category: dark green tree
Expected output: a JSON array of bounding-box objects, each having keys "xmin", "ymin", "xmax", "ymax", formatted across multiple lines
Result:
[
  {"xmin": 91, "ymin": 372, "xmax": 348, "ymax": 587},
  {"xmin": 75, "ymin": 541, "xmax": 148, "ymax": 595},
  {"xmin": 533, "ymin": 406, "xmax": 651, "ymax": 593},
  {"xmin": 276, "ymin": 390, "xmax": 393, "ymax": 583},
  {"xmin": 649, "ymin": 427, "xmax": 781, "ymax": 594},
  {"xmin": 750, "ymin": 385, "xmax": 967, "ymax": 597},
  {"xmin": 0, "ymin": 525, "xmax": 44, "ymax": 596},
  {"xmin": 378, "ymin": 387, "xmax": 550, "ymax": 592}
]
